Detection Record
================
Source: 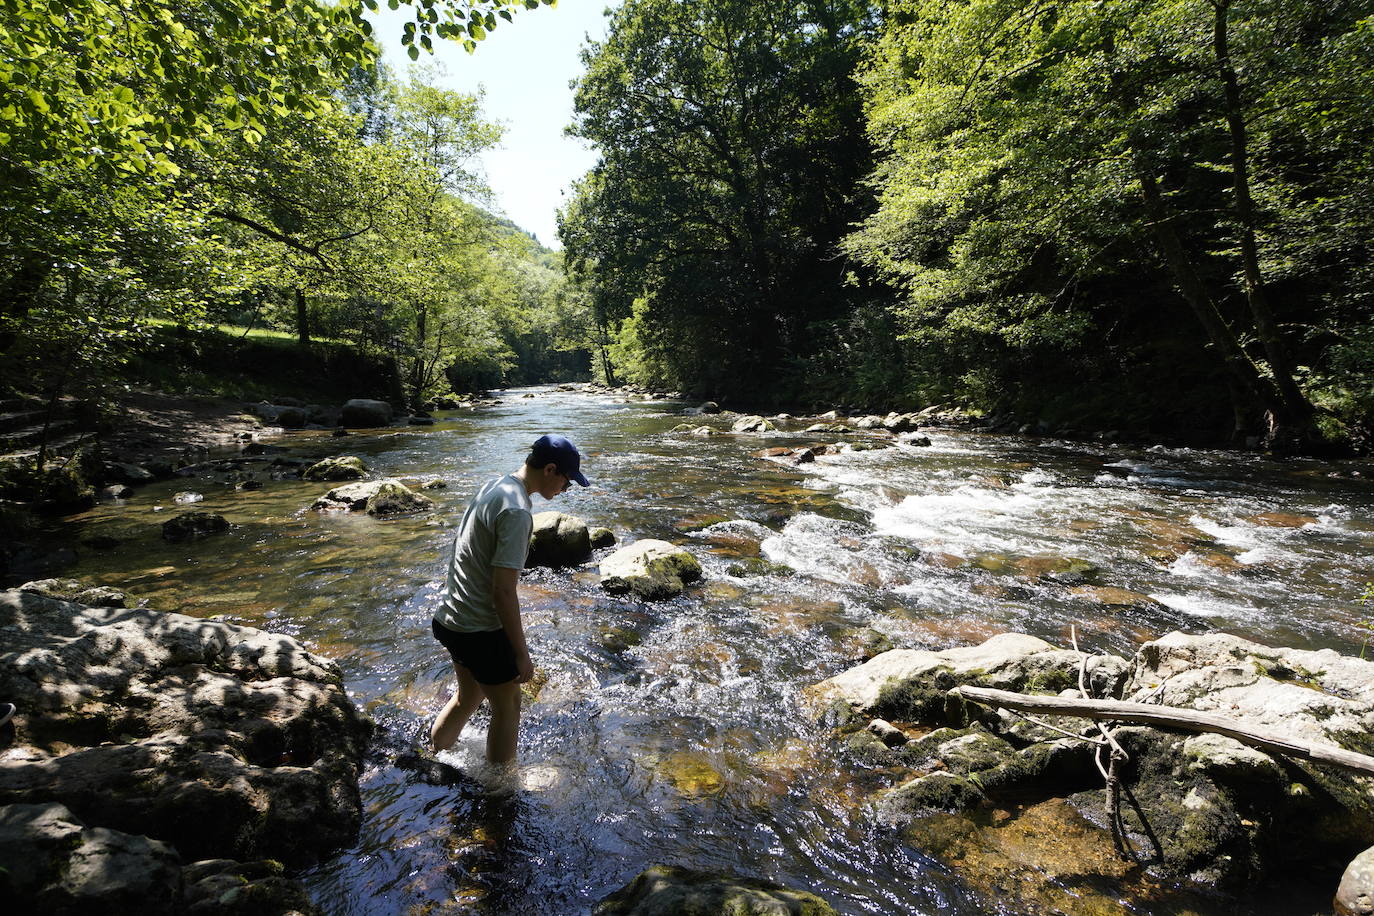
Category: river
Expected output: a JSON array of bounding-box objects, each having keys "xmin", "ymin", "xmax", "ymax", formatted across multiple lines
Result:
[{"xmin": 56, "ymin": 386, "xmax": 1374, "ymax": 914}]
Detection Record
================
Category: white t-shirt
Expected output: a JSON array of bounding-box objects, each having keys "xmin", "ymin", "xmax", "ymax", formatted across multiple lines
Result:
[{"xmin": 434, "ymin": 474, "xmax": 532, "ymax": 632}]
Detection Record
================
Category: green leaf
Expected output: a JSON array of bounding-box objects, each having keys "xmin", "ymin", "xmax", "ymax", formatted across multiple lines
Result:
[{"xmin": 408, "ymin": 44, "xmax": 420, "ymax": 60}]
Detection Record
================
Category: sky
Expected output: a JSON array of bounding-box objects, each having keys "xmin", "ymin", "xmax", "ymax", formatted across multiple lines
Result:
[{"xmin": 368, "ymin": 1, "xmax": 621, "ymax": 249}]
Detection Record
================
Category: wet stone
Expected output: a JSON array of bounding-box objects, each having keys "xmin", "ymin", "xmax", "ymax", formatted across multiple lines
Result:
[
  {"xmin": 594, "ymin": 865, "xmax": 837, "ymax": 916},
  {"xmin": 160, "ymin": 511, "xmax": 229, "ymax": 542},
  {"xmin": 302, "ymin": 456, "xmax": 368, "ymax": 482}
]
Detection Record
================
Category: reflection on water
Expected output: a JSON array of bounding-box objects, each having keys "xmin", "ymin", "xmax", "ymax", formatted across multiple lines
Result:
[{"xmin": 46, "ymin": 387, "xmax": 1374, "ymax": 914}]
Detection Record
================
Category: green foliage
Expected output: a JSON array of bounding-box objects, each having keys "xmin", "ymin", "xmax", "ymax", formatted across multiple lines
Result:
[
  {"xmin": 844, "ymin": 0, "xmax": 1374, "ymax": 440},
  {"xmin": 561, "ymin": 0, "xmax": 878, "ymax": 401},
  {"xmin": 0, "ymin": 0, "xmax": 553, "ymax": 176}
]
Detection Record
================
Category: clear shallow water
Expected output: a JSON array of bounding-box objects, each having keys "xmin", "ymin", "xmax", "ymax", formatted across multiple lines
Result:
[{"xmin": 49, "ymin": 387, "xmax": 1374, "ymax": 914}]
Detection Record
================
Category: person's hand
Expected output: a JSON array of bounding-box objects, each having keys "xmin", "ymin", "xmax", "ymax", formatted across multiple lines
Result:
[{"xmin": 515, "ymin": 651, "xmax": 534, "ymax": 683}]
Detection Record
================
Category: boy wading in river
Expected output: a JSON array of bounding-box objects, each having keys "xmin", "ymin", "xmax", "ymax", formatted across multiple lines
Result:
[{"xmin": 430, "ymin": 435, "xmax": 590, "ymax": 765}]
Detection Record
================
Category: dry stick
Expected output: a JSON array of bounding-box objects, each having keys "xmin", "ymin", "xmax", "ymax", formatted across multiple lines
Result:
[
  {"xmin": 1070, "ymin": 626, "xmax": 1130, "ymax": 857},
  {"xmin": 953, "ymin": 686, "xmax": 1374, "ymax": 778}
]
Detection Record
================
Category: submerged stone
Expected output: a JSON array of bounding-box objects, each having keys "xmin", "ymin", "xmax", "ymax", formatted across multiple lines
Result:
[
  {"xmin": 160, "ymin": 511, "xmax": 229, "ymax": 541},
  {"xmin": 593, "ymin": 865, "xmax": 837, "ymax": 916}
]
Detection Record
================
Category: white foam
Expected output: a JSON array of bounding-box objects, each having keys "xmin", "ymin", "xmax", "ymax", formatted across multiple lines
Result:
[{"xmin": 1152, "ymin": 591, "xmax": 1255, "ymax": 620}]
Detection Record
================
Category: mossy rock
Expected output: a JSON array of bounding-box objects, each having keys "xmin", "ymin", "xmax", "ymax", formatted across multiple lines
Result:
[
  {"xmin": 302, "ymin": 456, "xmax": 368, "ymax": 482},
  {"xmin": 726, "ymin": 557, "xmax": 794, "ymax": 578},
  {"xmin": 881, "ymin": 771, "xmax": 988, "ymax": 818},
  {"xmin": 364, "ymin": 482, "xmax": 433, "ymax": 517}
]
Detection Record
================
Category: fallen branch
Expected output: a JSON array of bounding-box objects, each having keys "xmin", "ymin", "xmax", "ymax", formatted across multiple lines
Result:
[{"xmin": 954, "ymin": 686, "xmax": 1374, "ymax": 777}]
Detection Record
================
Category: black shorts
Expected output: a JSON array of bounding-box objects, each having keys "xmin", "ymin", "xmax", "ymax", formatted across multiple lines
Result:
[{"xmin": 432, "ymin": 620, "xmax": 519, "ymax": 685}]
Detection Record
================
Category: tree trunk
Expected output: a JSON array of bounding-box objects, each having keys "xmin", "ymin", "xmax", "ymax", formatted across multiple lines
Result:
[
  {"xmin": 1211, "ymin": 0, "xmax": 1312, "ymax": 437},
  {"xmin": 294, "ymin": 288, "xmax": 311, "ymax": 347},
  {"xmin": 0, "ymin": 256, "xmax": 53, "ymax": 354},
  {"xmin": 1137, "ymin": 169, "xmax": 1282, "ymax": 438}
]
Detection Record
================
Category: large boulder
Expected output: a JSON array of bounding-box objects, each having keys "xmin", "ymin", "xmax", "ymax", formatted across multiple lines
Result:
[
  {"xmin": 0, "ymin": 802, "xmax": 181, "ymax": 913},
  {"xmin": 731, "ymin": 415, "xmax": 776, "ymax": 433},
  {"xmin": 593, "ymin": 865, "xmax": 837, "ymax": 916},
  {"xmin": 807, "ymin": 632, "xmax": 1129, "ymax": 721},
  {"xmin": 302, "ymin": 456, "xmax": 368, "ymax": 482},
  {"xmin": 1106, "ymin": 631, "xmax": 1374, "ymax": 884},
  {"xmin": 0, "ymin": 588, "xmax": 371, "ymax": 904},
  {"xmin": 339, "ymin": 399, "xmax": 392, "ymax": 428},
  {"xmin": 527, "ymin": 511, "xmax": 593, "ymax": 568},
  {"xmin": 1337, "ymin": 845, "xmax": 1374, "ymax": 916},
  {"xmin": 311, "ymin": 479, "xmax": 433, "ymax": 516},
  {"xmin": 600, "ymin": 540, "xmax": 702, "ymax": 600},
  {"xmin": 815, "ymin": 629, "xmax": 1374, "ymax": 898}
]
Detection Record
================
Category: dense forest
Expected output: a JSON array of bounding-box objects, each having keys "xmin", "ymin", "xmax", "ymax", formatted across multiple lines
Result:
[
  {"xmin": 0, "ymin": 0, "xmax": 582, "ymax": 415},
  {"xmin": 3, "ymin": 0, "xmax": 1372, "ymax": 452},
  {"xmin": 562, "ymin": 0, "xmax": 1374, "ymax": 452}
]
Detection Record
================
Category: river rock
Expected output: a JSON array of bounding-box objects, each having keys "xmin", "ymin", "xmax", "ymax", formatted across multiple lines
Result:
[
  {"xmin": 1337, "ymin": 845, "xmax": 1374, "ymax": 916},
  {"xmin": 590, "ymin": 527, "xmax": 617, "ymax": 549},
  {"xmin": 364, "ymin": 481, "xmax": 434, "ymax": 517},
  {"xmin": 882, "ymin": 412, "xmax": 922, "ymax": 433},
  {"xmin": 697, "ymin": 401, "xmax": 721, "ymax": 414},
  {"xmin": 828, "ymin": 628, "xmax": 1374, "ymax": 894},
  {"xmin": 339, "ymin": 398, "xmax": 392, "ymax": 428},
  {"xmin": 1068, "ymin": 585, "xmax": 1164, "ymax": 612},
  {"xmin": 0, "ymin": 588, "xmax": 372, "ymax": 880},
  {"xmin": 275, "ymin": 406, "xmax": 307, "ymax": 428},
  {"xmin": 0, "ymin": 802, "xmax": 182, "ymax": 913},
  {"xmin": 311, "ymin": 479, "xmax": 433, "ymax": 516},
  {"xmin": 101, "ymin": 484, "xmax": 134, "ymax": 500},
  {"xmin": 19, "ymin": 578, "xmax": 126, "ymax": 608},
  {"xmin": 302, "ymin": 456, "xmax": 368, "ymax": 482},
  {"xmin": 600, "ymin": 539, "xmax": 702, "ymax": 600},
  {"xmin": 731, "ymin": 415, "xmax": 776, "ymax": 433},
  {"xmin": 104, "ymin": 461, "xmax": 155, "ymax": 484},
  {"xmin": 182, "ymin": 858, "xmax": 322, "ymax": 915},
  {"xmin": 1110, "ymin": 631, "xmax": 1374, "ymax": 883},
  {"xmin": 808, "ymin": 633, "xmax": 1129, "ymax": 721},
  {"xmin": 161, "ymin": 511, "xmax": 229, "ymax": 542},
  {"xmin": 593, "ymin": 865, "xmax": 837, "ymax": 916},
  {"xmin": 527, "ymin": 511, "xmax": 592, "ymax": 568}
]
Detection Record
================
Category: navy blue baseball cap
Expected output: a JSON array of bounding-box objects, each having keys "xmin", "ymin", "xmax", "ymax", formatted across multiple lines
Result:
[{"xmin": 530, "ymin": 434, "xmax": 590, "ymax": 486}]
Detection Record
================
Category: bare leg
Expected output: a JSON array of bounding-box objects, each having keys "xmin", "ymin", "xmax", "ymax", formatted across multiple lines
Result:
[
  {"xmin": 478, "ymin": 679, "xmax": 523, "ymax": 764},
  {"xmin": 430, "ymin": 664, "xmax": 483, "ymax": 753}
]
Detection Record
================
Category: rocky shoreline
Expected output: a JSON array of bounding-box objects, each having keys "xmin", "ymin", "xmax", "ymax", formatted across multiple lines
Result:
[
  {"xmin": 808, "ymin": 630, "xmax": 1374, "ymax": 914},
  {"xmin": 0, "ymin": 585, "xmax": 374, "ymax": 913}
]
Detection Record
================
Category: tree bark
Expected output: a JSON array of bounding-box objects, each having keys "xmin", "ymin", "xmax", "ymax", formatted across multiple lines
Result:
[
  {"xmin": 294, "ymin": 288, "xmax": 311, "ymax": 347},
  {"xmin": 955, "ymin": 686, "xmax": 1374, "ymax": 777},
  {"xmin": 1137, "ymin": 169, "xmax": 1278, "ymax": 436},
  {"xmin": 1211, "ymin": 0, "xmax": 1313, "ymax": 436}
]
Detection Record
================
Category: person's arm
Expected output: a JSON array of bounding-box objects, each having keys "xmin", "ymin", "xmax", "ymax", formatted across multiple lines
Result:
[{"xmin": 492, "ymin": 565, "xmax": 533, "ymax": 683}]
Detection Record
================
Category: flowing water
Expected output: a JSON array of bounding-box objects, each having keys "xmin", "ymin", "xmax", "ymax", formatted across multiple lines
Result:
[{"xmin": 51, "ymin": 387, "xmax": 1374, "ymax": 914}]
